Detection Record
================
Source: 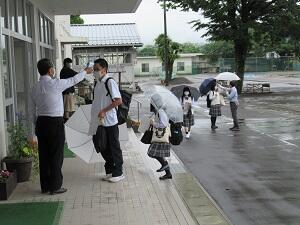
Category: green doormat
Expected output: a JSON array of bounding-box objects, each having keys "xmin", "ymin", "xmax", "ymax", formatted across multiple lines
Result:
[
  {"xmin": 64, "ymin": 144, "xmax": 75, "ymax": 158},
  {"xmin": 0, "ymin": 201, "xmax": 64, "ymax": 225}
]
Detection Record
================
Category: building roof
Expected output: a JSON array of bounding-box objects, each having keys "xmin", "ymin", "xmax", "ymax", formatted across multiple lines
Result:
[
  {"xmin": 70, "ymin": 23, "xmax": 143, "ymax": 47},
  {"xmin": 137, "ymin": 53, "xmax": 204, "ymax": 59}
]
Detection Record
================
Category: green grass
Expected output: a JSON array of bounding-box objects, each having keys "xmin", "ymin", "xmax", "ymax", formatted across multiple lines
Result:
[
  {"xmin": 0, "ymin": 202, "xmax": 64, "ymax": 225},
  {"xmin": 64, "ymin": 144, "xmax": 75, "ymax": 158}
]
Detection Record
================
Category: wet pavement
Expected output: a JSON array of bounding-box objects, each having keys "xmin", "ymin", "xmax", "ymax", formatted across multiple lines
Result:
[
  {"xmin": 132, "ymin": 73, "xmax": 300, "ymax": 225},
  {"xmin": 172, "ymin": 90, "xmax": 300, "ymax": 225}
]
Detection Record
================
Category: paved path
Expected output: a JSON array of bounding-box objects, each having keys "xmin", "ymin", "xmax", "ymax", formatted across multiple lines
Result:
[{"xmin": 5, "ymin": 129, "xmax": 230, "ymax": 225}]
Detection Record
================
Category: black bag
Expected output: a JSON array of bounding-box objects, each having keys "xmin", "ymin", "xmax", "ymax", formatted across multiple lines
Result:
[
  {"xmin": 169, "ymin": 121, "xmax": 183, "ymax": 145},
  {"xmin": 206, "ymin": 94, "xmax": 211, "ymax": 108},
  {"xmin": 105, "ymin": 77, "xmax": 132, "ymax": 125},
  {"xmin": 141, "ymin": 126, "xmax": 153, "ymax": 144},
  {"xmin": 92, "ymin": 126, "xmax": 107, "ymax": 153}
]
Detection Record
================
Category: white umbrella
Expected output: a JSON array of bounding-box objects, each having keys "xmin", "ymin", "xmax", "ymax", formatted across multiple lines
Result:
[
  {"xmin": 145, "ymin": 85, "xmax": 183, "ymax": 123},
  {"xmin": 65, "ymin": 104, "xmax": 104, "ymax": 164},
  {"xmin": 215, "ymin": 72, "xmax": 240, "ymax": 81}
]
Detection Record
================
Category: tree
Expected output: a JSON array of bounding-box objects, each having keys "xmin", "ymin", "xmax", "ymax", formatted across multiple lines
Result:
[
  {"xmin": 181, "ymin": 42, "xmax": 202, "ymax": 53},
  {"xmin": 70, "ymin": 15, "xmax": 84, "ymax": 25},
  {"xmin": 155, "ymin": 34, "xmax": 181, "ymax": 83},
  {"xmin": 162, "ymin": 0, "xmax": 300, "ymax": 93},
  {"xmin": 138, "ymin": 45, "xmax": 157, "ymax": 56},
  {"xmin": 200, "ymin": 41, "xmax": 234, "ymax": 63}
]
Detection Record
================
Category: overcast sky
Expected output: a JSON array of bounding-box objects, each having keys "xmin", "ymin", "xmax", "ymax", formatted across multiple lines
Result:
[{"xmin": 81, "ymin": 0, "xmax": 207, "ymax": 45}]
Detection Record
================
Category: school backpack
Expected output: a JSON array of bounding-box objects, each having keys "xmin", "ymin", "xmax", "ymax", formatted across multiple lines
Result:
[
  {"xmin": 105, "ymin": 77, "xmax": 132, "ymax": 125},
  {"xmin": 206, "ymin": 94, "xmax": 211, "ymax": 108},
  {"xmin": 169, "ymin": 121, "xmax": 183, "ymax": 145}
]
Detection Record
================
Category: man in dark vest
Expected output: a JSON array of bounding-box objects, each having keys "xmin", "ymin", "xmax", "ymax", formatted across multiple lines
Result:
[{"xmin": 60, "ymin": 58, "xmax": 77, "ymax": 122}]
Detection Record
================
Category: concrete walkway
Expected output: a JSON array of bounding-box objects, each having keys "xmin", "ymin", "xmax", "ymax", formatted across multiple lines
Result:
[{"xmin": 4, "ymin": 129, "xmax": 230, "ymax": 225}]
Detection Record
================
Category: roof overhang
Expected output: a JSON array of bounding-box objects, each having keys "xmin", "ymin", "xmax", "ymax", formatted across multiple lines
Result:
[{"xmin": 34, "ymin": 0, "xmax": 142, "ymax": 15}]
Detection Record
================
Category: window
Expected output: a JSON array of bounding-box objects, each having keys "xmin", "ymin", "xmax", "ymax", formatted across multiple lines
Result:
[
  {"xmin": 39, "ymin": 13, "xmax": 54, "ymax": 45},
  {"xmin": 0, "ymin": 0, "xmax": 7, "ymax": 28},
  {"xmin": 177, "ymin": 62, "xmax": 185, "ymax": 72},
  {"xmin": 17, "ymin": 0, "xmax": 24, "ymax": 34},
  {"xmin": 9, "ymin": 0, "xmax": 16, "ymax": 31},
  {"xmin": 25, "ymin": 3, "xmax": 32, "ymax": 37},
  {"xmin": 142, "ymin": 63, "xmax": 149, "ymax": 73},
  {"xmin": 1, "ymin": 35, "xmax": 12, "ymax": 99}
]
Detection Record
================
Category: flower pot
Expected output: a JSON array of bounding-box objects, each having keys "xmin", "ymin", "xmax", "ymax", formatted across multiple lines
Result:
[
  {"xmin": 3, "ymin": 157, "xmax": 33, "ymax": 183},
  {"xmin": 0, "ymin": 172, "xmax": 17, "ymax": 200}
]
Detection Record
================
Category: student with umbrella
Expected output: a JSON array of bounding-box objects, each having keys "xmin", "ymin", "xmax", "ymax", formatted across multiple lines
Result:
[
  {"xmin": 208, "ymin": 82, "xmax": 222, "ymax": 130},
  {"xmin": 147, "ymin": 103, "xmax": 172, "ymax": 180},
  {"xmin": 181, "ymin": 87, "xmax": 195, "ymax": 139}
]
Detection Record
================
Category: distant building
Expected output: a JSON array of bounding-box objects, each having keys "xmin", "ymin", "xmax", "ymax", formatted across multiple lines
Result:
[
  {"xmin": 134, "ymin": 53, "xmax": 219, "ymax": 77},
  {"xmin": 70, "ymin": 23, "xmax": 143, "ymax": 84}
]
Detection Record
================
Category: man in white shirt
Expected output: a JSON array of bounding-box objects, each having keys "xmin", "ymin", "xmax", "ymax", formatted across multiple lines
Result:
[
  {"xmin": 89, "ymin": 58, "xmax": 124, "ymax": 183},
  {"xmin": 29, "ymin": 58, "xmax": 93, "ymax": 195}
]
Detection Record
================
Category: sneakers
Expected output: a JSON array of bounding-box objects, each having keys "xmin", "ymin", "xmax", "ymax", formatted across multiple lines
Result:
[
  {"xmin": 108, "ymin": 174, "xmax": 125, "ymax": 183},
  {"xmin": 186, "ymin": 132, "xmax": 191, "ymax": 139},
  {"xmin": 101, "ymin": 174, "xmax": 112, "ymax": 181}
]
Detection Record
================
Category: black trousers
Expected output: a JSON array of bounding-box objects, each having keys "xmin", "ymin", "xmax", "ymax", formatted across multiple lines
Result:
[
  {"xmin": 93, "ymin": 124, "xmax": 123, "ymax": 177},
  {"xmin": 35, "ymin": 116, "xmax": 65, "ymax": 192},
  {"xmin": 230, "ymin": 102, "xmax": 239, "ymax": 128}
]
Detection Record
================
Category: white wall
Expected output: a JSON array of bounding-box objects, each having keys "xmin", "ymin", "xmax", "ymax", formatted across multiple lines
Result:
[{"xmin": 134, "ymin": 56, "xmax": 194, "ymax": 76}]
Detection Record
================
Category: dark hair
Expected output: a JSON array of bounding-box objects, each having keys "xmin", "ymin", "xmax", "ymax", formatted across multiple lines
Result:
[
  {"xmin": 37, "ymin": 58, "xmax": 53, "ymax": 76},
  {"xmin": 150, "ymin": 104, "xmax": 157, "ymax": 113},
  {"xmin": 94, "ymin": 58, "xmax": 108, "ymax": 70},
  {"xmin": 230, "ymin": 81, "xmax": 236, "ymax": 87},
  {"xmin": 210, "ymin": 82, "xmax": 216, "ymax": 91},
  {"xmin": 181, "ymin": 86, "xmax": 192, "ymax": 101},
  {"xmin": 63, "ymin": 58, "xmax": 73, "ymax": 66}
]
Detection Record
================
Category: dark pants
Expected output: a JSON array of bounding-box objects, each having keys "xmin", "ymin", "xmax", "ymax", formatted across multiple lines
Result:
[
  {"xmin": 230, "ymin": 102, "xmax": 239, "ymax": 128},
  {"xmin": 93, "ymin": 124, "xmax": 123, "ymax": 177},
  {"xmin": 35, "ymin": 116, "xmax": 65, "ymax": 192}
]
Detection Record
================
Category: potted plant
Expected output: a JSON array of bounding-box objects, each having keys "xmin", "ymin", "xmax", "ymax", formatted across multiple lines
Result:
[
  {"xmin": 2, "ymin": 118, "xmax": 39, "ymax": 183},
  {"xmin": 0, "ymin": 170, "xmax": 17, "ymax": 200}
]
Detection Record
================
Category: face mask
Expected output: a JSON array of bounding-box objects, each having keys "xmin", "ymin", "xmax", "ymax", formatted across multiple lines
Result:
[
  {"xmin": 93, "ymin": 71, "xmax": 101, "ymax": 80},
  {"xmin": 184, "ymin": 91, "xmax": 189, "ymax": 96}
]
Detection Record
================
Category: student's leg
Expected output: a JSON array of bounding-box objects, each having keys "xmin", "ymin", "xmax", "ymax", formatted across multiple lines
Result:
[
  {"xmin": 92, "ymin": 128, "xmax": 114, "ymax": 175},
  {"xmin": 106, "ymin": 125, "xmax": 123, "ymax": 177}
]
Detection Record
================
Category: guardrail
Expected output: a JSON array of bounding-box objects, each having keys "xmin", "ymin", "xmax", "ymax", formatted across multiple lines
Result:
[{"xmin": 131, "ymin": 97, "xmax": 142, "ymax": 122}]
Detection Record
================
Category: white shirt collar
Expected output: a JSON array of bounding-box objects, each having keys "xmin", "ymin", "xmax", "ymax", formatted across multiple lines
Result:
[{"xmin": 40, "ymin": 75, "xmax": 52, "ymax": 81}]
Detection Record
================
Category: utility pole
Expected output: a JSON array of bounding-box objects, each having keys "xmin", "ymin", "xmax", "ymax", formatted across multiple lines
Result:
[{"xmin": 163, "ymin": 0, "xmax": 169, "ymax": 85}]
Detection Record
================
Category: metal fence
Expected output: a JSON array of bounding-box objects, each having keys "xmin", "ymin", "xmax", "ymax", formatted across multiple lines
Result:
[{"xmin": 219, "ymin": 57, "xmax": 300, "ymax": 73}]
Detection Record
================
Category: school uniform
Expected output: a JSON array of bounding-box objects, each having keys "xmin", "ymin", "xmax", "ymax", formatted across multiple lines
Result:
[{"xmin": 89, "ymin": 74, "xmax": 123, "ymax": 177}]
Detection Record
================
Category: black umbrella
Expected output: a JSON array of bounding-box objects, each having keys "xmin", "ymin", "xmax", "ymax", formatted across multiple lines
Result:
[
  {"xmin": 199, "ymin": 78, "xmax": 216, "ymax": 96},
  {"xmin": 170, "ymin": 85, "xmax": 200, "ymax": 101}
]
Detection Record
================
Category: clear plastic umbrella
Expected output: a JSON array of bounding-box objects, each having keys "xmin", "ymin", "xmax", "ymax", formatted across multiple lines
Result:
[
  {"xmin": 145, "ymin": 85, "xmax": 183, "ymax": 123},
  {"xmin": 64, "ymin": 105, "xmax": 104, "ymax": 164},
  {"xmin": 215, "ymin": 72, "xmax": 240, "ymax": 81}
]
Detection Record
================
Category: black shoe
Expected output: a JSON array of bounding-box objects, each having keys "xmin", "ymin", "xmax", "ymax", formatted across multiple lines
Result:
[
  {"xmin": 231, "ymin": 127, "xmax": 240, "ymax": 131},
  {"xmin": 50, "ymin": 188, "xmax": 67, "ymax": 195},
  {"xmin": 211, "ymin": 126, "xmax": 218, "ymax": 130},
  {"xmin": 41, "ymin": 190, "xmax": 49, "ymax": 194},
  {"xmin": 156, "ymin": 164, "xmax": 169, "ymax": 172},
  {"xmin": 159, "ymin": 174, "xmax": 172, "ymax": 180},
  {"xmin": 229, "ymin": 127, "xmax": 235, "ymax": 130}
]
